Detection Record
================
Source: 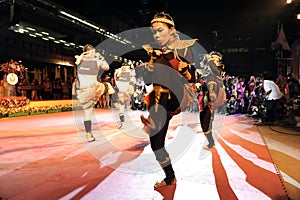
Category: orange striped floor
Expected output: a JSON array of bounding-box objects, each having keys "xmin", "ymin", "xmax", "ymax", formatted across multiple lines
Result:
[{"xmin": 0, "ymin": 109, "xmax": 288, "ymax": 200}]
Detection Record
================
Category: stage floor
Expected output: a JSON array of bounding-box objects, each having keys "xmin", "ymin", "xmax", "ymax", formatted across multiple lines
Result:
[{"xmin": 0, "ymin": 109, "xmax": 289, "ymax": 200}]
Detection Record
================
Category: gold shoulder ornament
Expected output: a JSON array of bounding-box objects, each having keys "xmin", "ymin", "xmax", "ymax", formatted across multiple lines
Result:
[{"xmin": 167, "ymin": 39, "xmax": 198, "ymax": 50}]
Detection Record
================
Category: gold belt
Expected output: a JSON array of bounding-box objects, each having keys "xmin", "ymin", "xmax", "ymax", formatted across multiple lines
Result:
[{"xmin": 153, "ymin": 85, "xmax": 170, "ymax": 112}]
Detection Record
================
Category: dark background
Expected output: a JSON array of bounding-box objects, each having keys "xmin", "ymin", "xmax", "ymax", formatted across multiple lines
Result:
[
  {"xmin": 50, "ymin": 0, "xmax": 298, "ymax": 76},
  {"xmin": 1, "ymin": 0, "xmax": 299, "ymax": 78},
  {"xmin": 50, "ymin": 0, "xmax": 295, "ymax": 46}
]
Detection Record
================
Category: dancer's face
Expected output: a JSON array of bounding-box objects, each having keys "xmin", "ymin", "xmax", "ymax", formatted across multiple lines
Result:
[{"xmin": 151, "ymin": 22, "xmax": 173, "ymax": 47}]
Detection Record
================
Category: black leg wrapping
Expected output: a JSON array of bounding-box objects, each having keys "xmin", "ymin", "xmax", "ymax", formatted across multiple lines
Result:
[
  {"xmin": 119, "ymin": 113, "xmax": 124, "ymax": 122},
  {"xmin": 84, "ymin": 120, "xmax": 92, "ymax": 133},
  {"xmin": 206, "ymin": 131, "xmax": 215, "ymax": 148},
  {"xmin": 160, "ymin": 157, "xmax": 175, "ymax": 185}
]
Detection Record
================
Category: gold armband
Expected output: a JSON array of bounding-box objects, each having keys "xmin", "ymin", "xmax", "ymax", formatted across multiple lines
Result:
[
  {"xmin": 178, "ymin": 61, "xmax": 188, "ymax": 71},
  {"xmin": 183, "ymin": 70, "xmax": 191, "ymax": 80},
  {"xmin": 153, "ymin": 85, "xmax": 170, "ymax": 112}
]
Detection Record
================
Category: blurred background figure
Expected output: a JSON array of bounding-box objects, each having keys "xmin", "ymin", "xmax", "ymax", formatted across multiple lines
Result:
[
  {"xmin": 17, "ymin": 76, "xmax": 28, "ymax": 97},
  {"xmin": 42, "ymin": 76, "xmax": 52, "ymax": 100},
  {"xmin": 52, "ymin": 77, "xmax": 63, "ymax": 100},
  {"xmin": 75, "ymin": 44, "xmax": 110, "ymax": 142},
  {"xmin": 131, "ymin": 86, "xmax": 145, "ymax": 110},
  {"xmin": 263, "ymin": 74, "xmax": 283, "ymax": 122},
  {"xmin": 30, "ymin": 78, "xmax": 40, "ymax": 100},
  {"xmin": 226, "ymin": 95, "xmax": 239, "ymax": 115},
  {"xmin": 113, "ymin": 62, "xmax": 136, "ymax": 128}
]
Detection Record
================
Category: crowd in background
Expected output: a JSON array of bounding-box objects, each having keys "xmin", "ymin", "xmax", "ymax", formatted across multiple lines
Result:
[
  {"xmin": 212, "ymin": 72, "xmax": 299, "ymax": 121},
  {"xmin": 182, "ymin": 70, "xmax": 300, "ymax": 125},
  {"xmin": 94, "ymin": 74, "xmax": 146, "ymax": 110},
  {"xmin": 91, "ymin": 67, "xmax": 300, "ymax": 125},
  {"xmin": 0, "ymin": 73, "xmax": 74, "ymax": 101},
  {"xmin": 1, "ymin": 65, "xmax": 299, "ymax": 123}
]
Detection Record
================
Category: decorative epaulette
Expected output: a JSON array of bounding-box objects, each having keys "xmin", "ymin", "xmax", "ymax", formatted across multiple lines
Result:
[
  {"xmin": 167, "ymin": 39, "xmax": 198, "ymax": 50},
  {"xmin": 142, "ymin": 44, "xmax": 154, "ymax": 54}
]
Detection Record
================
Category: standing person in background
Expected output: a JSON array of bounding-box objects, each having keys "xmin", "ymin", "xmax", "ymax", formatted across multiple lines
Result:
[
  {"xmin": 196, "ymin": 74, "xmax": 219, "ymax": 147},
  {"xmin": 30, "ymin": 79, "xmax": 39, "ymax": 100},
  {"xmin": 140, "ymin": 12, "xmax": 197, "ymax": 188},
  {"xmin": 246, "ymin": 75, "xmax": 257, "ymax": 113},
  {"xmin": 113, "ymin": 62, "xmax": 136, "ymax": 128},
  {"xmin": 71, "ymin": 76, "xmax": 78, "ymax": 99},
  {"xmin": 252, "ymin": 81, "xmax": 267, "ymax": 122},
  {"xmin": 67, "ymin": 76, "xmax": 75, "ymax": 99},
  {"xmin": 62, "ymin": 80, "xmax": 69, "ymax": 99},
  {"xmin": 197, "ymin": 51, "xmax": 226, "ymax": 150},
  {"xmin": 248, "ymin": 75, "xmax": 256, "ymax": 96},
  {"xmin": 75, "ymin": 44, "xmax": 110, "ymax": 142},
  {"xmin": 101, "ymin": 74, "xmax": 115, "ymax": 108},
  {"xmin": 196, "ymin": 76, "xmax": 214, "ymax": 138},
  {"xmin": 42, "ymin": 76, "xmax": 52, "ymax": 100},
  {"xmin": 263, "ymin": 74, "xmax": 283, "ymax": 122},
  {"xmin": 52, "ymin": 77, "xmax": 63, "ymax": 100}
]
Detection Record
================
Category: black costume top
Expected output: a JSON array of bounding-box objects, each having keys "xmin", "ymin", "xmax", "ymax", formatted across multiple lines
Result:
[{"xmin": 142, "ymin": 39, "xmax": 197, "ymax": 115}]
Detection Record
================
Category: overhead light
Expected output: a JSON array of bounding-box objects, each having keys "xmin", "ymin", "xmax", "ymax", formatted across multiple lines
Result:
[
  {"xmin": 59, "ymin": 10, "xmax": 132, "ymax": 45},
  {"xmin": 26, "ymin": 27, "xmax": 35, "ymax": 31},
  {"xmin": 8, "ymin": 23, "xmax": 82, "ymax": 49},
  {"xmin": 59, "ymin": 10, "xmax": 99, "ymax": 30},
  {"xmin": 7, "ymin": 13, "xmax": 136, "ymax": 64},
  {"xmin": 18, "ymin": 28, "xmax": 25, "ymax": 33},
  {"xmin": 41, "ymin": 31, "xmax": 49, "ymax": 35}
]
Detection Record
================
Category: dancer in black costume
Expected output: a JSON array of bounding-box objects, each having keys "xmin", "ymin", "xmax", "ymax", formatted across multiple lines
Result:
[{"xmin": 140, "ymin": 12, "xmax": 197, "ymax": 188}]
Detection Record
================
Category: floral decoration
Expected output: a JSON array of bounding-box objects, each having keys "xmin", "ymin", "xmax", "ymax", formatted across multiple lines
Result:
[
  {"xmin": 0, "ymin": 97, "xmax": 79, "ymax": 116},
  {"xmin": 0, "ymin": 59, "xmax": 27, "ymax": 73}
]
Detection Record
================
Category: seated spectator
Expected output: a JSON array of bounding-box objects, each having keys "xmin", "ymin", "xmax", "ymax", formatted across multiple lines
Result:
[
  {"xmin": 236, "ymin": 93, "xmax": 245, "ymax": 113},
  {"xmin": 17, "ymin": 77, "xmax": 28, "ymax": 97},
  {"xmin": 226, "ymin": 95, "xmax": 239, "ymax": 115},
  {"xmin": 131, "ymin": 87, "xmax": 145, "ymax": 110}
]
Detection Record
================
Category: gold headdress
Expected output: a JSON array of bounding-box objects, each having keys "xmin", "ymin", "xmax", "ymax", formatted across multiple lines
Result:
[{"xmin": 151, "ymin": 18, "xmax": 174, "ymax": 27}]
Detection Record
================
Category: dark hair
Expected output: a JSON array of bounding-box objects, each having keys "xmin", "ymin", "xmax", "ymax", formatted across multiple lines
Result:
[
  {"xmin": 83, "ymin": 44, "xmax": 94, "ymax": 52},
  {"xmin": 209, "ymin": 51, "xmax": 223, "ymax": 60},
  {"xmin": 262, "ymin": 71, "xmax": 273, "ymax": 81}
]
